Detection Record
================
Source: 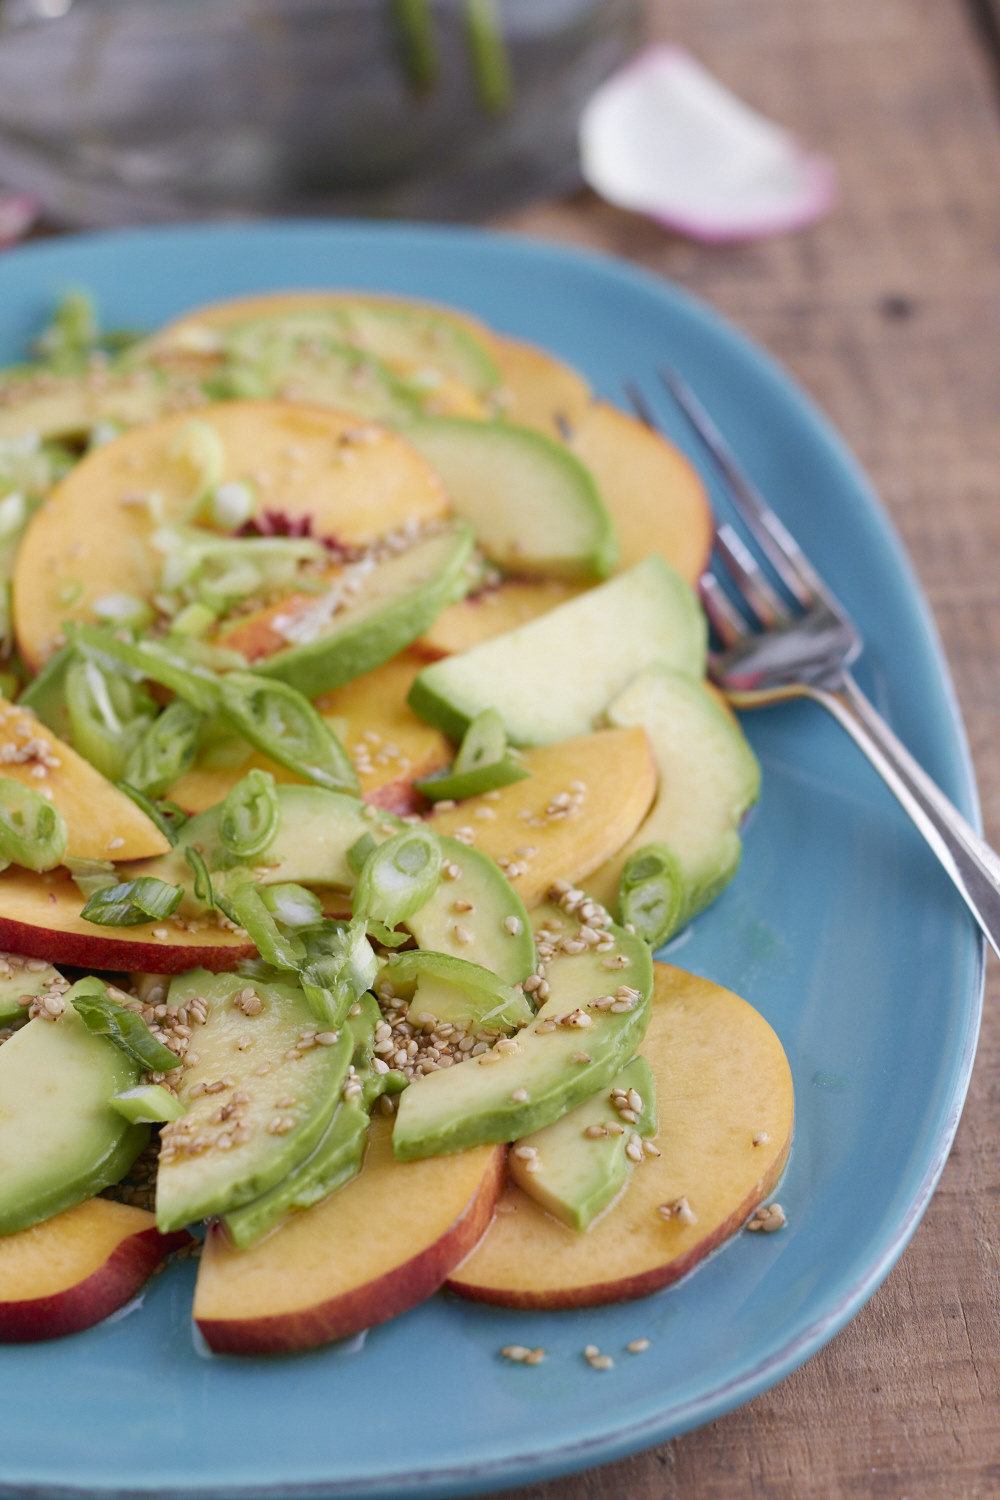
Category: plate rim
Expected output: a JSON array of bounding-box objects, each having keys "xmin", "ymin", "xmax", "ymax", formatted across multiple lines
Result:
[{"xmin": 0, "ymin": 219, "xmax": 985, "ymax": 1500}]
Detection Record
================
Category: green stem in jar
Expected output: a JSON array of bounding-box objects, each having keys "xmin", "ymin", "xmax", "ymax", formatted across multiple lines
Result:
[
  {"xmin": 218, "ymin": 673, "xmax": 359, "ymax": 795},
  {"xmin": 352, "ymin": 826, "xmax": 442, "ymax": 928},
  {"xmin": 463, "ymin": 0, "xmax": 512, "ymax": 113},
  {"xmin": 393, "ymin": 0, "xmax": 438, "ymax": 90},
  {"xmin": 218, "ymin": 768, "xmax": 281, "ymax": 861},
  {"xmin": 0, "ymin": 779, "xmax": 68, "ymax": 872},
  {"xmin": 122, "ymin": 700, "xmax": 203, "ymax": 799}
]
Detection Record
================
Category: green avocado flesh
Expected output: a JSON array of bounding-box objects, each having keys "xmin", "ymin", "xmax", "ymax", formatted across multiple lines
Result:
[
  {"xmin": 333, "ymin": 302, "xmax": 501, "ymax": 399},
  {"xmin": 407, "ymin": 554, "xmax": 707, "ymax": 746},
  {"xmin": 220, "ymin": 993, "xmax": 395, "ymax": 1248},
  {"xmin": 0, "ymin": 1008, "xmax": 146, "ymax": 1235},
  {"xmin": 404, "ymin": 836, "xmax": 535, "ymax": 987},
  {"xmin": 122, "ymin": 784, "xmax": 379, "ymax": 916},
  {"xmin": 392, "ymin": 918, "xmax": 653, "ymax": 1160},
  {"xmin": 0, "ymin": 956, "xmax": 65, "ymax": 1026},
  {"xmin": 509, "ymin": 1055, "xmax": 657, "ymax": 1231},
  {"xmin": 220, "ymin": 325, "xmax": 420, "ymax": 424},
  {"xmin": 404, "ymin": 418, "xmax": 617, "ymax": 581},
  {"xmin": 605, "ymin": 666, "xmax": 761, "ymax": 942},
  {"xmin": 252, "ymin": 522, "xmax": 476, "ymax": 699},
  {"xmin": 0, "ymin": 366, "xmax": 190, "ymax": 442},
  {"xmin": 382, "ymin": 950, "xmax": 533, "ymax": 1033},
  {"xmin": 154, "ymin": 970, "xmax": 352, "ymax": 1233}
]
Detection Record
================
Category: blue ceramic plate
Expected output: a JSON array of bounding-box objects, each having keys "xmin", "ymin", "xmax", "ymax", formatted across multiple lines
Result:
[{"xmin": 0, "ymin": 224, "xmax": 983, "ymax": 1500}]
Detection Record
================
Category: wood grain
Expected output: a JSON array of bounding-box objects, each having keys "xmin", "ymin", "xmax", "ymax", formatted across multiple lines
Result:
[{"xmin": 485, "ymin": 0, "xmax": 1000, "ymax": 1494}]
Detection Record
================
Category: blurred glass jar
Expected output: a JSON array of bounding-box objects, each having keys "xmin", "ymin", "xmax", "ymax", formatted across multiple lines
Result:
[{"xmin": 0, "ymin": 0, "xmax": 640, "ymax": 225}]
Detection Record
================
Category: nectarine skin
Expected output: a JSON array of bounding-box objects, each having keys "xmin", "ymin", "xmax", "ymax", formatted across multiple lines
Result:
[
  {"xmin": 0, "ymin": 1201, "xmax": 191, "ymax": 1343},
  {"xmin": 447, "ymin": 964, "xmax": 794, "ymax": 1310},
  {"xmin": 195, "ymin": 1140, "xmax": 506, "ymax": 1355}
]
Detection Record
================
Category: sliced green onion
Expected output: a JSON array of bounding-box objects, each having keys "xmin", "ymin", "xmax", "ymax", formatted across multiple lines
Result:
[
  {"xmin": 69, "ymin": 977, "xmax": 179, "ymax": 1073},
  {"xmin": 218, "ymin": 769, "xmax": 280, "ymax": 860},
  {"xmin": 170, "ymin": 602, "xmax": 217, "ymax": 638},
  {"xmin": 618, "ymin": 844, "xmax": 687, "ymax": 948},
  {"xmin": 72, "ymin": 624, "xmax": 221, "ymax": 714},
  {"xmin": 92, "ymin": 592, "xmax": 155, "ymax": 632},
  {"xmin": 80, "ymin": 876, "xmax": 183, "ymax": 928},
  {"xmin": 35, "ymin": 290, "xmax": 98, "ymax": 364},
  {"xmin": 299, "ymin": 917, "xmax": 379, "ymax": 1026},
  {"xmin": 0, "ymin": 489, "xmax": 27, "ymax": 543},
  {"xmin": 182, "ymin": 848, "xmax": 240, "ymax": 924},
  {"xmin": 352, "ymin": 826, "xmax": 442, "ymax": 928},
  {"xmin": 260, "ymin": 882, "xmax": 323, "ymax": 929},
  {"xmin": 227, "ymin": 881, "xmax": 305, "ymax": 971},
  {"xmin": 346, "ymin": 831, "xmax": 378, "ymax": 875},
  {"xmin": 168, "ymin": 418, "xmax": 227, "ymax": 516},
  {"xmin": 454, "ymin": 706, "xmax": 507, "ymax": 773},
  {"xmin": 109, "ymin": 1083, "xmax": 186, "ymax": 1124},
  {"xmin": 65, "ymin": 658, "xmax": 156, "ymax": 781},
  {"xmin": 0, "ymin": 780, "xmax": 67, "ymax": 871},
  {"xmin": 365, "ymin": 919, "xmax": 412, "ymax": 948},
  {"xmin": 122, "ymin": 700, "xmax": 203, "ymax": 798},
  {"xmin": 206, "ymin": 480, "xmax": 255, "ymax": 531},
  {"xmin": 65, "ymin": 856, "xmax": 118, "ymax": 900},
  {"xmin": 114, "ymin": 783, "xmax": 188, "ymax": 846},
  {"xmin": 218, "ymin": 673, "xmax": 359, "ymax": 794},
  {"xmin": 416, "ymin": 754, "xmax": 529, "ymax": 803}
]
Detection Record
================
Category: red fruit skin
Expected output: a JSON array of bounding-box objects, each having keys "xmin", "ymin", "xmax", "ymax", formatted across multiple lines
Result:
[{"xmin": 0, "ymin": 1226, "xmax": 192, "ymax": 1344}]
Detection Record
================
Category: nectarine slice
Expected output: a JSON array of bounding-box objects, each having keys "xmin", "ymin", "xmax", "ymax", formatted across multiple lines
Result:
[
  {"xmin": 447, "ymin": 963, "xmax": 793, "ymax": 1308},
  {"xmin": 565, "ymin": 400, "xmax": 713, "ymax": 586},
  {"xmin": 194, "ymin": 1116, "xmax": 505, "ymax": 1354},
  {"xmin": 0, "ymin": 866, "xmax": 253, "ymax": 973},
  {"xmin": 0, "ymin": 1198, "xmax": 190, "ymax": 1342},
  {"xmin": 167, "ymin": 650, "xmax": 450, "ymax": 816},
  {"xmin": 426, "ymin": 726, "xmax": 657, "ymax": 908},
  {"xmin": 14, "ymin": 400, "xmax": 448, "ymax": 672},
  {"xmin": 0, "ymin": 698, "xmax": 169, "ymax": 861},
  {"xmin": 490, "ymin": 336, "xmax": 593, "ymax": 439}
]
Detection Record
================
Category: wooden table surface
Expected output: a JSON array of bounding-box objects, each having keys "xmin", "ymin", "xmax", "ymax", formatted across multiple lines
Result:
[{"xmin": 490, "ymin": 0, "xmax": 1000, "ymax": 1496}]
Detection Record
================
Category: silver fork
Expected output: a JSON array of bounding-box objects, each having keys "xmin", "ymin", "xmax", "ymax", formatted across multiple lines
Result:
[{"xmin": 625, "ymin": 369, "xmax": 1000, "ymax": 960}]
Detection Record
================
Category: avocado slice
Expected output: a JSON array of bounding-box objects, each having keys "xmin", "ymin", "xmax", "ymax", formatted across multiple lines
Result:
[
  {"xmin": 404, "ymin": 836, "xmax": 534, "ymax": 987},
  {"xmin": 220, "ymin": 325, "xmax": 420, "ymax": 425},
  {"xmin": 509, "ymin": 1055, "xmax": 657, "ymax": 1230},
  {"xmin": 121, "ymin": 784, "xmax": 379, "ymax": 916},
  {"xmin": 392, "ymin": 914, "xmax": 653, "ymax": 1160},
  {"xmin": 404, "ymin": 419, "xmax": 617, "ymax": 581},
  {"xmin": 601, "ymin": 666, "xmax": 761, "ymax": 943},
  {"xmin": 382, "ymin": 950, "xmax": 533, "ymax": 1033},
  {"xmin": 0, "ymin": 1008, "xmax": 147, "ymax": 1235},
  {"xmin": 407, "ymin": 554, "xmax": 707, "ymax": 746},
  {"xmin": 333, "ymin": 302, "xmax": 501, "ymax": 400},
  {"xmin": 155, "ymin": 969, "xmax": 353, "ymax": 1232},
  {"xmin": 251, "ymin": 522, "xmax": 476, "ymax": 699},
  {"xmin": 0, "ymin": 955, "xmax": 66, "ymax": 1027},
  {"xmin": 220, "ymin": 993, "xmax": 401, "ymax": 1248},
  {"xmin": 0, "ymin": 365, "xmax": 194, "ymax": 443}
]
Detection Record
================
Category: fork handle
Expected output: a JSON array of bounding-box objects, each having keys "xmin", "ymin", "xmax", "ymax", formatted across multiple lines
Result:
[{"xmin": 807, "ymin": 674, "xmax": 1000, "ymax": 960}]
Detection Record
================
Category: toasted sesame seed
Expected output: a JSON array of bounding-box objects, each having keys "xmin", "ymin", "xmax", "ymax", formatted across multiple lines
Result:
[
  {"xmin": 512, "ymin": 1145, "xmax": 538, "ymax": 1159},
  {"xmin": 524, "ymin": 1347, "xmax": 545, "ymax": 1366},
  {"xmin": 746, "ymin": 1202, "xmax": 786, "ymax": 1233},
  {"xmin": 453, "ymin": 898, "xmax": 474, "ymax": 913},
  {"xmin": 503, "ymin": 915, "xmax": 522, "ymax": 935},
  {"xmin": 588, "ymin": 1353, "xmax": 614, "ymax": 1370},
  {"xmin": 626, "ymin": 1339, "xmax": 650, "ymax": 1354},
  {"xmin": 315, "ymin": 1031, "xmax": 340, "ymax": 1046},
  {"xmin": 753, "ymin": 1131, "xmax": 770, "ymax": 1146},
  {"xmin": 583, "ymin": 1343, "xmax": 599, "ymax": 1358},
  {"xmin": 453, "ymin": 924, "xmax": 474, "ymax": 945},
  {"xmin": 511, "ymin": 1088, "xmax": 529, "ymax": 1103},
  {"xmin": 625, "ymin": 1134, "xmax": 644, "ymax": 1164},
  {"xmin": 584, "ymin": 1123, "xmax": 607, "ymax": 1139},
  {"xmin": 571, "ymin": 1051, "xmax": 591, "ymax": 1064},
  {"xmin": 500, "ymin": 1345, "xmax": 532, "ymax": 1362}
]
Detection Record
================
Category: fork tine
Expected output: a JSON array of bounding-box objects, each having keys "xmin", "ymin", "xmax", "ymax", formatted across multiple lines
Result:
[
  {"xmin": 659, "ymin": 368, "xmax": 822, "ymax": 609},
  {"xmin": 715, "ymin": 522, "xmax": 791, "ymax": 627},
  {"xmin": 623, "ymin": 379, "xmax": 658, "ymax": 430},
  {"xmin": 699, "ymin": 569, "xmax": 750, "ymax": 648}
]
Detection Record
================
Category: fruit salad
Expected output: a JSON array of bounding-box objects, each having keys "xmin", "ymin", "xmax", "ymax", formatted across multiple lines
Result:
[{"xmin": 0, "ymin": 289, "xmax": 792, "ymax": 1352}]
